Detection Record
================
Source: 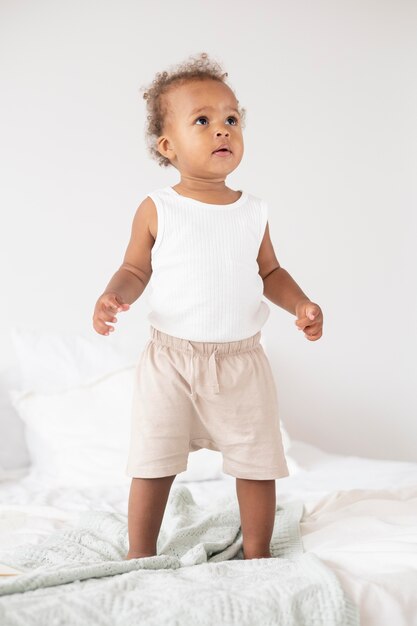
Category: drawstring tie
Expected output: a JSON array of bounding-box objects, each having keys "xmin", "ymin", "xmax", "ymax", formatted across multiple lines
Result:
[{"xmin": 187, "ymin": 342, "xmax": 220, "ymax": 398}]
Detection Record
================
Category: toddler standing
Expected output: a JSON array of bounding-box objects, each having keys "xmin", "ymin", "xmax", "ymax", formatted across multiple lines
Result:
[{"xmin": 93, "ymin": 52, "xmax": 323, "ymax": 561}]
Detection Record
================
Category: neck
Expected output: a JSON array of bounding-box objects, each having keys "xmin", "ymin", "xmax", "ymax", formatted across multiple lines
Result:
[{"xmin": 175, "ymin": 175, "xmax": 228, "ymax": 197}]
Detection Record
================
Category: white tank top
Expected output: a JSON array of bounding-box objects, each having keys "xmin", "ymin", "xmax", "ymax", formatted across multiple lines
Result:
[{"xmin": 145, "ymin": 186, "xmax": 270, "ymax": 342}]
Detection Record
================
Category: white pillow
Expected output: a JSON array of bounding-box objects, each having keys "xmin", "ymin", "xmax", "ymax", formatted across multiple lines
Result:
[
  {"xmin": 0, "ymin": 364, "xmax": 31, "ymax": 472},
  {"xmin": 0, "ymin": 327, "xmax": 138, "ymax": 474},
  {"xmin": 10, "ymin": 327, "xmax": 135, "ymax": 394}
]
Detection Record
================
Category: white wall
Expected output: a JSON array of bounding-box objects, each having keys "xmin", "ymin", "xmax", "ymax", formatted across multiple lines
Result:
[{"xmin": 1, "ymin": 0, "xmax": 416, "ymax": 461}]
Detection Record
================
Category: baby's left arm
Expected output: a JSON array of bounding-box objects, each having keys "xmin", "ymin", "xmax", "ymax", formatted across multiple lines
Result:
[{"xmin": 257, "ymin": 223, "xmax": 323, "ymax": 341}]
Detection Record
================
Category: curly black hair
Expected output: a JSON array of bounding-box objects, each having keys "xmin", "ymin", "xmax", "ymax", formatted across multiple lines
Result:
[{"xmin": 139, "ymin": 52, "xmax": 246, "ymax": 167}]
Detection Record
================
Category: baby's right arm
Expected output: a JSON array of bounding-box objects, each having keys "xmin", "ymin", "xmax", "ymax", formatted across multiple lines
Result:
[{"xmin": 92, "ymin": 196, "xmax": 156, "ymax": 336}]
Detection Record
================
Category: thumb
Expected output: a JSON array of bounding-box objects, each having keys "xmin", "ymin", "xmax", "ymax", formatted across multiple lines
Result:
[
  {"xmin": 110, "ymin": 294, "xmax": 129, "ymax": 310},
  {"xmin": 307, "ymin": 305, "xmax": 318, "ymax": 320}
]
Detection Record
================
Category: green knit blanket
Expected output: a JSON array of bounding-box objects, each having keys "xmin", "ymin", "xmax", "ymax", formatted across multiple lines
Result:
[{"xmin": 0, "ymin": 485, "xmax": 359, "ymax": 625}]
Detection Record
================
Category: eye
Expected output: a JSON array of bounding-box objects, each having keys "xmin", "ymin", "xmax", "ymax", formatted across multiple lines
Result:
[{"xmin": 194, "ymin": 115, "xmax": 239, "ymax": 126}]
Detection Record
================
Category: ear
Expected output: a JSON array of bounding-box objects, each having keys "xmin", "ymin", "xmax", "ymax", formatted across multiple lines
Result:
[{"xmin": 157, "ymin": 135, "xmax": 175, "ymax": 160}]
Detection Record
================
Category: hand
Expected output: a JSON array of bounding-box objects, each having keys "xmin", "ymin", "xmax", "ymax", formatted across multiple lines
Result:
[
  {"xmin": 294, "ymin": 300, "xmax": 323, "ymax": 341},
  {"xmin": 93, "ymin": 292, "xmax": 130, "ymax": 336}
]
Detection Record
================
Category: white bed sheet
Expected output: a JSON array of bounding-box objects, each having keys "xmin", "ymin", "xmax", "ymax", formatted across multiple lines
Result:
[{"xmin": 1, "ymin": 440, "xmax": 417, "ymax": 626}]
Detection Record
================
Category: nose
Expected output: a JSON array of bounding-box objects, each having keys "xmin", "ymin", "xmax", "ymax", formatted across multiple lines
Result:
[{"xmin": 216, "ymin": 129, "xmax": 230, "ymax": 137}]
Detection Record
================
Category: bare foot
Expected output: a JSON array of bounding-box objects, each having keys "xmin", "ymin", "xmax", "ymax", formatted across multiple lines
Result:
[{"xmin": 124, "ymin": 552, "xmax": 157, "ymax": 560}]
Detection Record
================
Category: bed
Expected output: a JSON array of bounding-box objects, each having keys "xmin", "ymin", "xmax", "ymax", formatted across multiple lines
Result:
[{"xmin": 0, "ymin": 328, "xmax": 416, "ymax": 625}]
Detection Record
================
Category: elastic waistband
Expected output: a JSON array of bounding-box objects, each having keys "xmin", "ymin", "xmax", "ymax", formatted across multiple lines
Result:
[{"xmin": 149, "ymin": 326, "xmax": 261, "ymax": 356}]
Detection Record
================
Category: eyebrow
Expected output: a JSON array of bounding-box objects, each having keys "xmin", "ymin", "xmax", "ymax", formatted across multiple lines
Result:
[{"xmin": 188, "ymin": 106, "xmax": 240, "ymax": 117}]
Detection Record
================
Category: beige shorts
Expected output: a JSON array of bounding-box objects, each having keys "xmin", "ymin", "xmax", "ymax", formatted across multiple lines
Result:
[{"xmin": 125, "ymin": 326, "xmax": 290, "ymax": 480}]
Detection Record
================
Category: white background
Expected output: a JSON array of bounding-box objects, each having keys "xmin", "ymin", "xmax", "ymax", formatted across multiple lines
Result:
[{"xmin": 1, "ymin": 0, "xmax": 416, "ymax": 461}]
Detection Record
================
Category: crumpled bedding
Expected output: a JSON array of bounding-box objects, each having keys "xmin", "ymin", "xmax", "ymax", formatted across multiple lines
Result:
[{"xmin": 0, "ymin": 484, "xmax": 359, "ymax": 626}]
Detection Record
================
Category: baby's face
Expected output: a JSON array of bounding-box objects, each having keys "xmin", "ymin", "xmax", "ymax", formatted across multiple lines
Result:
[{"xmin": 157, "ymin": 79, "xmax": 244, "ymax": 177}]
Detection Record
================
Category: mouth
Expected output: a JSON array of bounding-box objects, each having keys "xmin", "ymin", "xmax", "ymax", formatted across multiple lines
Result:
[{"xmin": 212, "ymin": 147, "xmax": 232, "ymax": 156}]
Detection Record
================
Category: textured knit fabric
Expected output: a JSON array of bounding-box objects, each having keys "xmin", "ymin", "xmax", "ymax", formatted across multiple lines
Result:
[
  {"xmin": 145, "ymin": 186, "xmax": 270, "ymax": 342},
  {"xmin": 0, "ymin": 485, "xmax": 360, "ymax": 626}
]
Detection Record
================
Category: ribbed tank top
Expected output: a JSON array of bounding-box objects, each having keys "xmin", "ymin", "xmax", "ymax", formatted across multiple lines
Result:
[{"xmin": 144, "ymin": 186, "xmax": 270, "ymax": 342}]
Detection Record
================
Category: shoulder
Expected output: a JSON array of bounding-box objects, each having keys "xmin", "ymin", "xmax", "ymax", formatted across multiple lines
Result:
[
  {"xmin": 243, "ymin": 191, "xmax": 267, "ymax": 206},
  {"xmin": 139, "ymin": 187, "xmax": 171, "ymax": 214},
  {"xmin": 131, "ymin": 193, "xmax": 160, "ymax": 243},
  {"xmin": 243, "ymin": 192, "xmax": 269, "ymax": 222},
  {"xmin": 144, "ymin": 199, "xmax": 158, "ymax": 243},
  {"xmin": 247, "ymin": 192, "xmax": 268, "ymax": 212},
  {"xmin": 135, "ymin": 187, "xmax": 171, "ymax": 240}
]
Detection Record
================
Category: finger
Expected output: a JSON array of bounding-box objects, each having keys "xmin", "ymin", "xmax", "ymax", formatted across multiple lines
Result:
[
  {"xmin": 295, "ymin": 316, "xmax": 310, "ymax": 329},
  {"xmin": 305, "ymin": 329, "xmax": 322, "ymax": 340},
  {"xmin": 95, "ymin": 317, "xmax": 115, "ymax": 335},
  {"xmin": 111, "ymin": 294, "xmax": 130, "ymax": 310},
  {"xmin": 100, "ymin": 307, "xmax": 118, "ymax": 322},
  {"xmin": 305, "ymin": 322, "xmax": 321, "ymax": 332},
  {"xmin": 104, "ymin": 299, "xmax": 119, "ymax": 312},
  {"xmin": 103, "ymin": 301, "xmax": 120, "ymax": 315},
  {"xmin": 306, "ymin": 332, "xmax": 321, "ymax": 341},
  {"xmin": 105, "ymin": 298, "xmax": 130, "ymax": 313},
  {"xmin": 111, "ymin": 297, "xmax": 125, "ymax": 311},
  {"xmin": 305, "ymin": 325, "xmax": 322, "ymax": 337}
]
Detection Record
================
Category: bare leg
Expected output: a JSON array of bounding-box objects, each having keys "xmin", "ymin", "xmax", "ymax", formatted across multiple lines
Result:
[
  {"xmin": 125, "ymin": 474, "xmax": 176, "ymax": 559},
  {"xmin": 235, "ymin": 478, "xmax": 276, "ymax": 559}
]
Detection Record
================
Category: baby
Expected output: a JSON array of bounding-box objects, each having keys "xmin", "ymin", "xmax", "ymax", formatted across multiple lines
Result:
[{"xmin": 93, "ymin": 52, "xmax": 323, "ymax": 561}]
